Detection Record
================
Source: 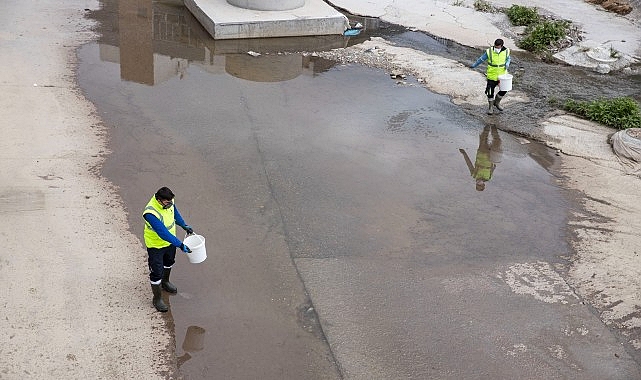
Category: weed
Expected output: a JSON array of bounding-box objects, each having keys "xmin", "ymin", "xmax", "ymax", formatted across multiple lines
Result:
[
  {"xmin": 540, "ymin": 51, "xmax": 557, "ymax": 63},
  {"xmin": 548, "ymin": 97, "xmax": 562, "ymax": 107},
  {"xmin": 518, "ymin": 20, "xmax": 569, "ymax": 53},
  {"xmin": 473, "ymin": 0, "xmax": 493, "ymax": 12},
  {"xmin": 505, "ymin": 5, "xmax": 539, "ymax": 26},
  {"xmin": 452, "ymin": 0, "xmax": 465, "ymax": 6},
  {"xmin": 564, "ymin": 97, "xmax": 641, "ymax": 129},
  {"xmin": 505, "ymin": 4, "xmax": 573, "ymax": 55},
  {"xmin": 610, "ymin": 45, "xmax": 620, "ymax": 58}
]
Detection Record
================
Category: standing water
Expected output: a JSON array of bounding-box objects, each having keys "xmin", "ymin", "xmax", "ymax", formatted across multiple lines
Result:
[{"xmin": 79, "ymin": 1, "xmax": 641, "ymax": 378}]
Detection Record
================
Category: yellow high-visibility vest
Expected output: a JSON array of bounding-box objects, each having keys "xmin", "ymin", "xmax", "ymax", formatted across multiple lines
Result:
[
  {"xmin": 142, "ymin": 195, "xmax": 176, "ymax": 248},
  {"xmin": 486, "ymin": 47, "xmax": 510, "ymax": 81},
  {"xmin": 473, "ymin": 151, "xmax": 493, "ymax": 181}
]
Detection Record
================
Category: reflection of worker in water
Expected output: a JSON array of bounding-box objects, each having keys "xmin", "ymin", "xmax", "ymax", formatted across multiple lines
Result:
[
  {"xmin": 459, "ymin": 126, "xmax": 503, "ymax": 191},
  {"xmin": 177, "ymin": 325, "xmax": 206, "ymax": 368}
]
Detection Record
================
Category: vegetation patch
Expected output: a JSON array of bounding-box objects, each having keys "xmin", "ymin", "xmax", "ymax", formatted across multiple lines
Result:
[
  {"xmin": 473, "ymin": 0, "xmax": 497, "ymax": 13},
  {"xmin": 503, "ymin": 5, "xmax": 573, "ymax": 55},
  {"xmin": 505, "ymin": 5, "xmax": 539, "ymax": 26},
  {"xmin": 519, "ymin": 20, "xmax": 570, "ymax": 53},
  {"xmin": 564, "ymin": 97, "xmax": 641, "ymax": 129}
]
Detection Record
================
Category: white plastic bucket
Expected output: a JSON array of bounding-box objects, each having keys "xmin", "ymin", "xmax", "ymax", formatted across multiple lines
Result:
[
  {"xmin": 498, "ymin": 74, "xmax": 513, "ymax": 91},
  {"xmin": 183, "ymin": 234, "xmax": 207, "ymax": 264}
]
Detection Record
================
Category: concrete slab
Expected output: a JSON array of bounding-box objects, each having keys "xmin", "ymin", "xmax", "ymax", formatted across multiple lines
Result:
[{"xmin": 185, "ymin": 0, "xmax": 349, "ymax": 40}]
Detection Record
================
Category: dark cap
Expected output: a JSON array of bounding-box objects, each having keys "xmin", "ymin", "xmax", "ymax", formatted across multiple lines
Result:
[{"xmin": 494, "ymin": 38, "xmax": 504, "ymax": 47}]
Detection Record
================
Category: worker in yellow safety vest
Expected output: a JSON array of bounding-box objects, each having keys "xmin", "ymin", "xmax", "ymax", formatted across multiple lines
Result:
[
  {"xmin": 143, "ymin": 187, "xmax": 195, "ymax": 312},
  {"xmin": 471, "ymin": 38, "xmax": 511, "ymax": 115}
]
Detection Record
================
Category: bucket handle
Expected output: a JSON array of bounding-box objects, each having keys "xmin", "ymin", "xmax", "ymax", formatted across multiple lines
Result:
[
  {"xmin": 184, "ymin": 233, "xmax": 203, "ymax": 246},
  {"xmin": 183, "ymin": 232, "xmax": 201, "ymax": 251}
]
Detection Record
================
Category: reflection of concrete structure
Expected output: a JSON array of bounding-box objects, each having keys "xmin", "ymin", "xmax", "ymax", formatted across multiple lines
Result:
[
  {"xmin": 226, "ymin": 54, "xmax": 302, "ymax": 82},
  {"xmin": 185, "ymin": 0, "xmax": 348, "ymax": 40},
  {"xmin": 118, "ymin": 0, "xmax": 153, "ymax": 84},
  {"xmin": 92, "ymin": 1, "xmax": 347, "ymax": 85},
  {"xmin": 227, "ymin": 0, "xmax": 305, "ymax": 11}
]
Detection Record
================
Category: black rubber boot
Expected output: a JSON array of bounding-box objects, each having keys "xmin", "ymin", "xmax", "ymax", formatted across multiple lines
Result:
[
  {"xmin": 493, "ymin": 95, "xmax": 504, "ymax": 112},
  {"xmin": 161, "ymin": 268, "xmax": 177, "ymax": 294},
  {"xmin": 487, "ymin": 100, "xmax": 494, "ymax": 115},
  {"xmin": 151, "ymin": 284, "xmax": 168, "ymax": 312}
]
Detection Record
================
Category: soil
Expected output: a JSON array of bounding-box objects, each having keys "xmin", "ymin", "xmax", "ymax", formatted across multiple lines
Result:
[{"xmin": 0, "ymin": 1, "xmax": 172, "ymax": 378}]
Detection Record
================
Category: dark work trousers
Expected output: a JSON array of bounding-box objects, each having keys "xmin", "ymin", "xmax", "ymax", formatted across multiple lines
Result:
[
  {"xmin": 148, "ymin": 245, "xmax": 176, "ymax": 284},
  {"xmin": 485, "ymin": 79, "xmax": 508, "ymax": 99}
]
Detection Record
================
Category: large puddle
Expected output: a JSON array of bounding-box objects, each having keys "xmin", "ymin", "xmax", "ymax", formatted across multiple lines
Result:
[{"xmin": 74, "ymin": 1, "xmax": 641, "ymax": 378}]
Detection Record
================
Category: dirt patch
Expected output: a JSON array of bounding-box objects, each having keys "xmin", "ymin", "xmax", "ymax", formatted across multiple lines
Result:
[{"xmin": 0, "ymin": 1, "xmax": 173, "ymax": 378}]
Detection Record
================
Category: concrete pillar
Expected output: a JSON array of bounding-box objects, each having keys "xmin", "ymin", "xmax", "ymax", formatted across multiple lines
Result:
[{"xmin": 226, "ymin": 0, "xmax": 305, "ymax": 11}]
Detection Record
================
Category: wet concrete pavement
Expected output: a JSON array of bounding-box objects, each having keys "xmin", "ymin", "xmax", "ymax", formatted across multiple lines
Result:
[{"xmin": 79, "ymin": 2, "xmax": 641, "ymax": 378}]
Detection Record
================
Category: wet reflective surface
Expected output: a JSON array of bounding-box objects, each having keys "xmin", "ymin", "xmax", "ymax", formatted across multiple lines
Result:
[{"xmin": 79, "ymin": 1, "xmax": 641, "ymax": 378}]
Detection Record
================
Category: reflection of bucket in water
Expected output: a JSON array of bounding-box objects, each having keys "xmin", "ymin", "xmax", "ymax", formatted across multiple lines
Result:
[
  {"xmin": 183, "ymin": 234, "xmax": 207, "ymax": 264},
  {"xmin": 182, "ymin": 326, "xmax": 206, "ymax": 352},
  {"xmin": 498, "ymin": 74, "xmax": 513, "ymax": 91}
]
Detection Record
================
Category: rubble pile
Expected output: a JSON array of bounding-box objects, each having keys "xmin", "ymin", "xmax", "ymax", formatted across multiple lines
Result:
[{"xmin": 586, "ymin": 0, "xmax": 633, "ymax": 15}]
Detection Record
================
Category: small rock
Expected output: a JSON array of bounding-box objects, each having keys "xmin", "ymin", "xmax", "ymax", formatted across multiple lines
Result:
[{"xmin": 595, "ymin": 64, "xmax": 611, "ymax": 74}]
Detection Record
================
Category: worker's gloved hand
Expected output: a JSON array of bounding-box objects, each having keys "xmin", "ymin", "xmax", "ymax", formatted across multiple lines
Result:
[
  {"xmin": 182, "ymin": 225, "xmax": 194, "ymax": 235},
  {"xmin": 180, "ymin": 243, "xmax": 191, "ymax": 253}
]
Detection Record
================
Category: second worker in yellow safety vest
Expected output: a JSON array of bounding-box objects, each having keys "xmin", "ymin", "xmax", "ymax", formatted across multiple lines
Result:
[
  {"xmin": 471, "ymin": 38, "xmax": 511, "ymax": 115},
  {"xmin": 142, "ymin": 186, "xmax": 195, "ymax": 312}
]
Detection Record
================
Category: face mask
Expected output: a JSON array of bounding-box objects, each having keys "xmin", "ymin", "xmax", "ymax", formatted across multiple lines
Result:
[
  {"xmin": 157, "ymin": 198, "xmax": 173, "ymax": 209},
  {"xmin": 494, "ymin": 47, "xmax": 502, "ymax": 53}
]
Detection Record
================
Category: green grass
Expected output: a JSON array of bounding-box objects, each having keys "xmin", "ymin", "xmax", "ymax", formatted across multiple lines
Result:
[
  {"xmin": 564, "ymin": 97, "xmax": 641, "ymax": 130},
  {"xmin": 505, "ymin": 5, "xmax": 539, "ymax": 26},
  {"xmin": 518, "ymin": 20, "xmax": 569, "ymax": 53},
  {"xmin": 504, "ymin": 4, "xmax": 570, "ymax": 54}
]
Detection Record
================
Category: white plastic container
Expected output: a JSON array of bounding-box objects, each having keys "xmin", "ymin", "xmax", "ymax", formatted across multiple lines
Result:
[
  {"xmin": 183, "ymin": 234, "xmax": 207, "ymax": 264},
  {"xmin": 498, "ymin": 74, "xmax": 513, "ymax": 91}
]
